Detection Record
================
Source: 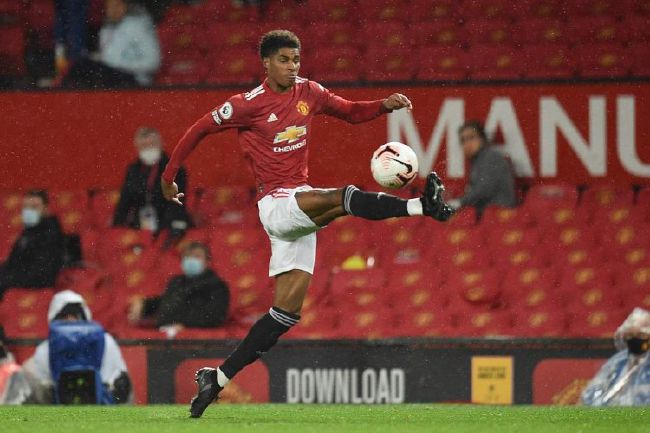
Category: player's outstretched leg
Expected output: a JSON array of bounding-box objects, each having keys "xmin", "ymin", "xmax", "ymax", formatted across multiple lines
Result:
[{"xmin": 341, "ymin": 171, "xmax": 454, "ymax": 222}]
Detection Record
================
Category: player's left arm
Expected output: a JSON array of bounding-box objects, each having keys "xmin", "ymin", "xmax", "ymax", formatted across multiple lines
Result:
[{"xmin": 318, "ymin": 83, "xmax": 412, "ymax": 124}]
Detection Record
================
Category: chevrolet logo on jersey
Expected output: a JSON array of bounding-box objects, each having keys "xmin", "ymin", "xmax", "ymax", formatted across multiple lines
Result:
[{"xmin": 273, "ymin": 125, "xmax": 307, "ymax": 144}]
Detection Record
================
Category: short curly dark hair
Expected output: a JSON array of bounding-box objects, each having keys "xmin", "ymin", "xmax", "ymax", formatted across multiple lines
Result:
[{"xmin": 259, "ymin": 30, "xmax": 301, "ymax": 59}]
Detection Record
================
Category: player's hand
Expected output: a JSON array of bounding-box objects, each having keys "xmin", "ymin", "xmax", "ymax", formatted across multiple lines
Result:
[
  {"xmin": 383, "ymin": 93, "xmax": 413, "ymax": 112},
  {"xmin": 161, "ymin": 180, "xmax": 184, "ymax": 206}
]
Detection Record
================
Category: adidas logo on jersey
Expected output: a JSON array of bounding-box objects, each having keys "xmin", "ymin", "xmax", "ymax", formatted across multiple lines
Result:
[{"xmin": 267, "ymin": 113, "xmax": 278, "ymax": 123}]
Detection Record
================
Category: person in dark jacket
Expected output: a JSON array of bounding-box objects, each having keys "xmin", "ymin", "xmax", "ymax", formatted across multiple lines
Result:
[
  {"xmin": 113, "ymin": 127, "xmax": 192, "ymax": 234},
  {"xmin": 0, "ymin": 190, "xmax": 64, "ymax": 299},
  {"xmin": 448, "ymin": 120, "xmax": 517, "ymax": 216},
  {"xmin": 128, "ymin": 242, "xmax": 230, "ymax": 332}
]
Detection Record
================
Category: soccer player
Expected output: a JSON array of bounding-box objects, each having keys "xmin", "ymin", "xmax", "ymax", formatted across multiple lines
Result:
[{"xmin": 161, "ymin": 30, "xmax": 454, "ymax": 418}]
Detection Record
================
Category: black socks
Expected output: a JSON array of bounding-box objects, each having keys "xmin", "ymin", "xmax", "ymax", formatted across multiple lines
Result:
[
  {"xmin": 342, "ymin": 185, "xmax": 410, "ymax": 220},
  {"xmin": 219, "ymin": 307, "xmax": 300, "ymax": 379}
]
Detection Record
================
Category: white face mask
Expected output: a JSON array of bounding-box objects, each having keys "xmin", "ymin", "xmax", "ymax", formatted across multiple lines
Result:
[
  {"xmin": 139, "ymin": 148, "xmax": 162, "ymax": 166},
  {"xmin": 22, "ymin": 208, "xmax": 41, "ymax": 227}
]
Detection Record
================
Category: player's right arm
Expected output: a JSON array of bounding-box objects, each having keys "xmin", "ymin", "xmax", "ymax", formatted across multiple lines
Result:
[{"xmin": 161, "ymin": 96, "xmax": 248, "ymax": 204}]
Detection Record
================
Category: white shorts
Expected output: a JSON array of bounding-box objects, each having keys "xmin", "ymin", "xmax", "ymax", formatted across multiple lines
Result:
[{"xmin": 258, "ymin": 186, "xmax": 321, "ymax": 277}]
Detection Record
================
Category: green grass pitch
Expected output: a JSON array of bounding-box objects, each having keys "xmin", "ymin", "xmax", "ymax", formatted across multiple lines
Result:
[{"xmin": 2, "ymin": 404, "xmax": 649, "ymax": 433}]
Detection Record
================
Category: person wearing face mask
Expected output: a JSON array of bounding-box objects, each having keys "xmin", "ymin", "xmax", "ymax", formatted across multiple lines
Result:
[
  {"xmin": 112, "ymin": 127, "xmax": 192, "ymax": 234},
  {"xmin": 127, "ymin": 242, "xmax": 230, "ymax": 333},
  {"xmin": 581, "ymin": 308, "xmax": 650, "ymax": 406},
  {"xmin": 0, "ymin": 190, "xmax": 64, "ymax": 300}
]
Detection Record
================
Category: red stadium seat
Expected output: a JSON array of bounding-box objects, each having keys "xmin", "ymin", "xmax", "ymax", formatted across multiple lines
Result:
[
  {"xmin": 158, "ymin": 23, "xmax": 207, "ymax": 56},
  {"xmin": 204, "ymin": 22, "xmax": 258, "ymax": 50},
  {"xmin": 502, "ymin": 266, "xmax": 559, "ymax": 307},
  {"xmin": 199, "ymin": 0, "xmax": 258, "ymax": 23},
  {"xmin": 362, "ymin": 48, "xmax": 416, "ymax": 81},
  {"xmin": 318, "ymin": 218, "xmax": 375, "ymax": 269},
  {"xmin": 304, "ymin": 23, "xmax": 359, "ymax": 48},
  {"xmin": 625, "ymin": 16, "xmax": 650, "ymax": 43},
  {"xmin": 409, "ymin": 21, "xmax": 465, "ymax": 47},
  {"xmin": 516, "ymin": 18, "xmax": 568, "ymax": 45},
  {"xmin": 600, "ymin": 223, "xmax": 650, "ymax": 251},
  {"xmin": 453, "ymin": 308, "xmax": 513, "ymax": 337},
  {"xmin": 375, "ymin": 218, "xmax": 434, "ymax": 266},
  {"xmin": 480, "ymin": 205, "xmax": 535, "ymax": 228},
  {"xmin": 229, "ymin": 271, "xmax": 273, "ymax": 317},
  {"xmin": 307, "ymin": 47, "xmax": 362, "ymax": 83},
  {"xmin": 307, "ymin": 0, "xmax": 356, "ymax": 23},
  {"xmin": 415, "ymin": 46, "xmax": 471, "ymax": 81},
  {"xmin": 358, "ymin": 0, "xmax": 405, "ymax": 22},
  {"xmin": 445, "ymin": 207, "xmax": 478, "ymax": 228},
  {"xmin": 157, "ymin": 51, "xmax": 208, "ymax": 85},
  {"xmin": 522, "ymin": 44, "xmax": 576, "ymax": 80},
  {"xmin": 162, "ymin": 3, "xmax": 207, "ymax": 27},
  {"xmin": 558, "ymin": 265, "xmax": 614, "ymax": 294},
  {"xmin": 468, "ymin": 44, "xmax": 524, "ymax": 81},
  {"xmin": 193, "ymin": 186, "xmax": 254, "ymax": 226},
  {"xmin": 466, "ymin": 19, "xmax": 515, "ymax": 46},
  {"xmin": 446, "ymin": 267, "xmax": 502, "ymax": 307},
  {"xmin": 0, "ymin": 288, "xmax": 54, "ymax": 338},
  {"xmin": 288, "ymin": 307, "xmax": 339, "ymax": 339},
  {"xmin": 542, "ymin": 225, "xmax": 599, "ymax": 253},
  {"xmin": 263, "ymin": 1, "xmax": 308, "ymax": 23},
  {"xmin": 49, "ymin": 190, "xmax": 90, "ymax": 234},
  {"xmin": 335, "ymin": 305, "xmax": 395, "ymax": 339},
  {"xmin": 567, "ymin": 16, "xmax": 626, "ymax": 45},
  {"xmin": 407, "ymin": 1, "xmax": 461, "ymax": 22},
  {"xmin": 566, "ymin": 308, "xmax": 626, "ymax": 338},
  {"xmin": 574, "ymin": 43, "xmax": 632, "ymax": 79},
  {"xmin": 89, "ymin": 189, "xmax": 120, "ymax": 230},
  {"xmin": 0, "ymin": 26, "xmax": 25, "ymax": 77},
  {"xmin": 329, "ymin": 268, "xmax": 387, "ymax": 299},
  {"xmin": 96, "ymin": 228, "xmax": 154, "ymax": 268},
  {"xmin": 514, "ymin": 0, "xmax": 566, "ymax": 19},
  {"xmin": 463, "ymin": 0, "xmax": 516, "ymax": 20},
  {"xmin": 629, "ymin": 42, "xmax": 650, "ymax": 77},
  {"xmin": 624, "ymin": 0, "xmax": 650, "ymax": 16},
  {"xmin": 205, "ymin": 49, "xmax": 260, "ymax": 85},
  {"xmin": 511, "ymin": 308, "xmax": 566, "ymax": 337},
  {"xmin": 581, "ymin": 184, "xmax": 635, "ymax": 209},
  {"xmin": 0, "ymin": 191, "xmax": 24, "ymax": 233},
  {"xmin": 551, "ymin": 245, "xmax": 606, "ymax": 269},
  {"xmin": 564, "ymin": 0, "xmax": 620, "ymax": 17},
  {"xmin": 616, "ymin": 262, "xmax": 650, "ymax": 304},
  {"xmin": 386, "ymin": 263, "xmax": 448, "ymax": 309},
  {"xmin": 525, "ymin": 182, "xmax": 579, "ymax": 208},
  {"xmin": 393, "ymin": 308, "xmax": 456, "ymax": 337},
  {"xmin": 360, "ymin": 22, "xmax": 410, "ymax": 50},
  {"xmin": 613, "ymin": 245, "xmax": 650, "ymax": 267}
]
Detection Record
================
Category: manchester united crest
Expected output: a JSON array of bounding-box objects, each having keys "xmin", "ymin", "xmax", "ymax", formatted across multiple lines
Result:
[{"xmin": 296, "ymin": 101, "xmax": 310, "ymax": 116}]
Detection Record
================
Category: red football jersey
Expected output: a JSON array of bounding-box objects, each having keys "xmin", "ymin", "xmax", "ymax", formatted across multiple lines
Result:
[{"xmin": 163, "ymin": 77, "xmax": 388, "ymax": 200}]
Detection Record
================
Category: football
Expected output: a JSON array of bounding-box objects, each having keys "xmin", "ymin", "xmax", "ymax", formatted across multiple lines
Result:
[{"xmin": 370, "ymin": 142, "xmax": 419, "ymax": 189}]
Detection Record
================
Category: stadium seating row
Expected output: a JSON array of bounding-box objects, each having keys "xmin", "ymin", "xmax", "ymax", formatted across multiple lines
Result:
[
  {"xmin": 2, "ymin": 0, "xmax": 650, "ymax": 82},
  {"xmin": 0, "ymin": 181, "xmax": 648, "ymax": 340}
]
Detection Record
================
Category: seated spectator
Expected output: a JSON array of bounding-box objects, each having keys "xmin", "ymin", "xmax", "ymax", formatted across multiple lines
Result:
[
  {"xmin": 581, "ymin": 308, "xmax": 650, "ymax": 406},
  {"xmin": 448, "ymin": 120, "xmax": 517, "ymax": 217},
  {"xmin": 0, "ymin": 190, "xmax": 64, "ymax": 299},
  {"xmin": 113, "ymin": 127, "xmax": 192, "ymax": 235},
  {"xmin": 22, "ymin": 290, "xmax": 131, "ymax": 404},
  {"xmin": 128, "ymin": 242, "xmax": 230, "ymax": 334},
  {"xmin": 0, "ymin": 326, "xmax": 31, "ymax": 405},
  {"xmin": 62, "ymin": 0, "xmax": 160, "ymax": 88}
]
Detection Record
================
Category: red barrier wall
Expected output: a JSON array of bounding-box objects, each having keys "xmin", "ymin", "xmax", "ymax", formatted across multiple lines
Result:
[{"xmin": 1, "ymin": 82, "xmax": 648, "ymax": 191}]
